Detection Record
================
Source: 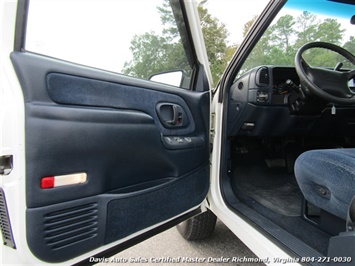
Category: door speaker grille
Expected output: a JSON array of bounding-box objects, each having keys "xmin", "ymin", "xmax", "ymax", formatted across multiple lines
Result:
[
  {"xmin": 43, "ymin": 203, "xmax": 98, "ymax": 250},
  {"xmin": 0, "ymin": 188, "xmax": 16, "ymax": 248}
]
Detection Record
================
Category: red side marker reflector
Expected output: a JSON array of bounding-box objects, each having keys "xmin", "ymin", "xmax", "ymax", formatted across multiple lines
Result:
[
  {"xmin": 41, "ymin": 173, "xmax": 87, "ymax": 189},
  {"xmin": 41, "ymin": 176, "xmax": 55, "ymax": 189}
]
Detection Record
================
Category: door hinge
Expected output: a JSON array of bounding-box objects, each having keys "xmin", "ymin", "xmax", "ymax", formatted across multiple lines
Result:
[{"xmin": 0, "ymin": 155, "xmax": 13, "ymax": 175}]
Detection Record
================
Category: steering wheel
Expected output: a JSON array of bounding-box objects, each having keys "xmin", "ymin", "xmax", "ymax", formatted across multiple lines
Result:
[{"xmin": 295, "ymin": 42, "xmax": 355, "ymax": 104}]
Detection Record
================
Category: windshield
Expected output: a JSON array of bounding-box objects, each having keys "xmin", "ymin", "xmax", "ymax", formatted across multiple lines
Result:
[{"xmin": 239, "ymin": 0, "xmax": 355, "ymax": 75}]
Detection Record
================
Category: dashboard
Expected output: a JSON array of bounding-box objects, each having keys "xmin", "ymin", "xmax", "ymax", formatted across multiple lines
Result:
[
  {"xmin": 227, "ymin": 66, "xmax": 355, "ymax": 137},
  {"xmin": 231, "ymin": 66, "xmax": 300, "ymax": 106}
]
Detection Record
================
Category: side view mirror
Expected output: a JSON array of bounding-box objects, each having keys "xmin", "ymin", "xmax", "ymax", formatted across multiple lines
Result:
[{"xmin": 149, "ymin": 70, "xmax": 190, "ymax": 89}]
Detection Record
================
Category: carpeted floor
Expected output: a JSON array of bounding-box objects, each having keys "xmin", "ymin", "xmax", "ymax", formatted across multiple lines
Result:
[
  {"xmin": 233, "ymin": 158, "xmax": 302, "ymax": 216},
  {"xmin": 230, "ymin": 156, "xmax": 330, "ymax": 254}
]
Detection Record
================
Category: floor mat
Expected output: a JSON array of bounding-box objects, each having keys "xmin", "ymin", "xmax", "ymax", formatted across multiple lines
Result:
[
  {"xmin": 233, "ymin": 162, "xmax": 303, "ymax": 216},
  {"xmin": 234, "ymin": 190, "xmax": 330, "ymax": 255},
  {"xmin": 238, "ymin": 179, "xmax": 303, "ymax": 216}
]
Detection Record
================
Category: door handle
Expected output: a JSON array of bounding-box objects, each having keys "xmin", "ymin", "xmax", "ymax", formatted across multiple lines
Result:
[
  {"xmin": 156, "ymin": 103, "xmax": 188, "ymax": 128},
  {"xmin": 166, "ymin": 105, "xmax": 182, "ymax": 126}
]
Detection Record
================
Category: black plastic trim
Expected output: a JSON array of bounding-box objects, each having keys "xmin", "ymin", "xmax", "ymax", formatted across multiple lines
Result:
[
  {"xmin": 14, "ymin": 0, "xmax": 29, "ymax": 51},
  {"xmin": 194, "ymin": 64, "xmax": 211, "ymax": 92},
  {"xmin": 72, "ymin": 208, "xmax": 201, "ymax": 266},
  {"xmin": 177, "ymin": 0, "xmax": 211, "ymax": 92},
  {"xmin": 161, "ymin": 135, "xmax": 205, "ymax": 150}
]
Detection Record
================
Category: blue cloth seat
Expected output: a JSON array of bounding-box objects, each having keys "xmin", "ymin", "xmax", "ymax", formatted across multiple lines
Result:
[{"xmin": 294, "ymin": 148, "xmax": 355, "ymax": 220}]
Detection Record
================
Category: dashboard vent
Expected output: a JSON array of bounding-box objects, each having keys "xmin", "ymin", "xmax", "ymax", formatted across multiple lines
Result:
[
  {"xmin": 43, "ymin": 203, "xmax": 98, "ymax": 250},
  {"xmin": 256, "ymin": 67, "xmax": 269, "ymax": 86},
  {"xmin": 0, "ymin": 188, "xmax": 16, "ymax": 248}
]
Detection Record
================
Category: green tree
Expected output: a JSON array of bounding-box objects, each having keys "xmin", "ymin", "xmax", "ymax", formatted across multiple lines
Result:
[
  {"xmin": 344, "ymin": 36, "xmax": 355, "ymax": 55},
  {"xmin": 316, "ymin": 18, "xmax": 344, "ymax": 44},
  {"xmin": 269, "ymin": 15, "xmax": 295, "ymax": 53},
  {"xmin": 122, "ymin": 0, "xmax": 230, "ymax": 85},
  {"xmin": 240, "ymin": 11, "xmax": 347, "ymax": 73},
  {"xmin": 343, "ymin": 36, "xmax": 355, "ymax": 68},
  {"xmin": 242, "ymin": 15, "xmax": 257, "ymax": 37},
  {"xmin": 265, "ymin": 15, "xmax": 296, "ymax": 65},
  {"xmin": 157, "ymin": 0, "xmax": 179, "ymax": 39},
  {"xmin": 241, "ymin": 15, "xmax": 296, "ymax": 71},
  {"xmin": 198, "ymin": 2, "xmax": 229, "ymax": 83},
  {"xmin": 302, "ymin": 18, "xmax": 345, "ymax": 67},
  {"xmin": 122, "ymin": 32, "xmax": 188, "ymax": 79},
  {"xmin": 225, "ymin": 45, "xmax": 238, "ymax": 63},
  {"xmin": 295, "ymin": 11, "xmax": 319, "ymax": 47},
  {"xmin": 122, "ymin": 1, "xmax": 190, "ymax": 79}
]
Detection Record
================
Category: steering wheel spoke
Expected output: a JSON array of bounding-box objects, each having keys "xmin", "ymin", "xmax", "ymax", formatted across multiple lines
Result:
[
  {"xmin": 295, "ymin": 42, "xmax": 355, "ymax": 104},
  {"xmin": 345, "ymin": 69, "xmax": 355, "ymax": 80}
]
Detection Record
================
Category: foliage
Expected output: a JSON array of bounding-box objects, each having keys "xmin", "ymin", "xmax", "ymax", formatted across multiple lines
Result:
[
  {"xmin": 122, "ymin": 32, "xmax": 188, "ymax": 79},
  {"xmin": 198, "ymin": 3, "xmax": 229, "ymax": 84},
  {"xmin": 241, "ymin": 11, "xmax": 352, "ymax": 74},
  {"xmin": 123, "ymin": 2, "xmax": 355, "ymax": 85},
  {"xmin": 122, "ymin": 0, "xmax": 231, "ymax": 85},
  {"xmin": 344, "ymin": 37, "xmax": 355, "ymax": 55},
  {"xmin": 295, "ymin": 11, "xmax": 319, "ymax": 47},
  {"xmin": 243, "ymin": 15, "xmax": 258, "ymax": 37}
]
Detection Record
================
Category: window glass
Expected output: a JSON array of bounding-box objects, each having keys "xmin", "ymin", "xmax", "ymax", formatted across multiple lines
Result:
[
  {"xmin": 26, "ymin": 0, "xmax": 193, "ymax": 88},
  {"xmin": 239, "ymin": 0, "xmax": 355, "ymax": 76},
  {"xmin": 196, "ymin": 0, "xmax": 269, "ymax": 86}
]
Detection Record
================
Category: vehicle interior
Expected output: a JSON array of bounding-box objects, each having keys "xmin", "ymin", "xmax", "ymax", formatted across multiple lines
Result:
[{"xmin": 221, "ymin": 0, "xmax": 355, "ymax": 259}]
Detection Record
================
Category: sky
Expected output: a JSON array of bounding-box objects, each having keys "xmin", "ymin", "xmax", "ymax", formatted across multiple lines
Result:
[
  {"xmin": 25, "ymin": 0, "xmax": 355, "ymax": 74},
  {"xmin": 25, "ymin": 0, "xmax": 269, "ymax": 74},
  {"xmin": 205, "ymin": 0, "xmax": 268, "ymax": 44},
  {"xmin": 26, "ymin": 0, "xmax": 163, "ymax": 72}
]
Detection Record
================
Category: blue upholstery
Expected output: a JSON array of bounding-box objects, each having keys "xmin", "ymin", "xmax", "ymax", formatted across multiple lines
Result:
[
  {"xmin": 294, "ymin": 148, "xmax": 355, "ymax": 220},
  {"xmin": 46, "ymin": 73, "xmax": 196, "ymax": 136}
]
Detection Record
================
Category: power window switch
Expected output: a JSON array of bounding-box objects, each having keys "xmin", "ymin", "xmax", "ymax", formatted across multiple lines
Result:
[
  {"xmin": 241, "ymin": 122, "xmax": 255, "ymax": 131},
  {"xmin": 165, "ymin": 137, "xmax": 173, "ymax": 143},
  {"xmin": 184, "ymin": 137, "xmax": 192, "ymax": 143}
]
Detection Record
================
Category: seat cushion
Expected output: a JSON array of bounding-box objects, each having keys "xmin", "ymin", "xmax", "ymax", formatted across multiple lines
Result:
[{"xmin": 294, "ymin": 148, "xmax": 355, "ymax": 220}]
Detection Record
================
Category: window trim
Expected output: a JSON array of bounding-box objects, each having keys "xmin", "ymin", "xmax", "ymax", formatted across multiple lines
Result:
[
  {"xmin": 14, "ymin": 0, "xmax": 205, "ymax": 91},
  {"xmin": 176, "ymin": 0, "xmax": 201, "ymax": 91},
  {"xmin": 14, "ymin": 0, "xmax": 29, "ymax": 52}
]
